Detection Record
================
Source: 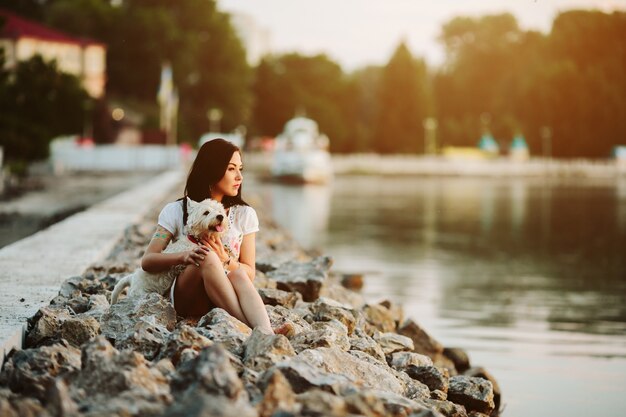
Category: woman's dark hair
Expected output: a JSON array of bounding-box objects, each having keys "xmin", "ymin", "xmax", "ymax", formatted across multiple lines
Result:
[{"xmin": 180, "ymin": 138, "xmax": 248, "ymax": 225}]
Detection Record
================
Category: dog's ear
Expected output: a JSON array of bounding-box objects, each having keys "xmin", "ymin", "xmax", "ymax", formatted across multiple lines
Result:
[{"xmin": 186, "ymin": 197, "xmax": 198, "ymax": 209}]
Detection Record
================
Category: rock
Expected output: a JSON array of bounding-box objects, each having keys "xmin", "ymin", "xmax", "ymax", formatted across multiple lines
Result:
[
  {"xmin": 350, "ymin": 333, "xmax": 386, "ymax": 363},
  {"xmin": 405, "ymin": 365, "xmax": 450, "ymax": 393},
  {"xmin": 464, "ymin": 367, "xmax": 501, "ymax": 412},
  {"xmin": 310, "ymin": 297, "xmax": 357, "ymax": 334},
  {"xmin": 398, "ymin": 319, "xmax": 444, "ymax": 359},
  {"xmin": 1, "ymin": 341, "xmax": 81, "ymax": 401},
  {"xmin": 73, "ymin": 337, "xmax": 170, "ymax": 401},
  {"xmin": 171, "ymin": 344, "xmax": 246, "ymax": 402},
  {"xmin": 297, "ymin": 389, "xmax": 349, "ymax": 417},
  {"xmin": 114, "ymin": 318, "xmax": 170, "ymax": 361},
  {"xmin": 197, "ymin": 308, "xmax": 251, "ymax": 357},
  {"xmin": 262, "ymin": 360, "xmax": 356, "ymax": 396},
  {"xmin": 298, "ymin": 347, "xmax": 407, "ymax": 396},
  {"xmin": 388, "ymin": 351, "xmax": 434, "ymax": 371},
  {"xmin": 362, "ymin": 304, "xmax": 396, "ymax": 333},
  {"xmin": 243, "ymin": 327, "xmax": 296, "ymax": 372},
  {"xmin": 420, "ymin": 398, "xmax": 468, "ymax": 417},
  {"xmin": 257, "ymin": 369, "xmax": 300, "ymax": 417},
  {"xmin": 266, "ymin": 305, "xmax": 313, "ymax": 336},
  {"xmin": 84, "ymin": 294, "xmax": 110, "ymax": 318},
  {"xmin": 59, "ymin": 315, "xmax": 100, "ymax": 347},
  {"xmin": 162, "ymin": 391, "xmax": 257, "ymax": 417},
  {"xmin": 156, "ymin": 325, "xmax": 214, "ymax": 366},
  {"xmin": 447, "ymin": 376, "xmax": 495, "ymax": 415},
  {"xmin": 258, "ymin": 287, "xmax": 301, "ymax": 308},
  {"xmin": 320, "ymin": 280, "xmax": 366, "ymax": 309},
  {"xmin": 46, "ymin": 378, "xmax": 79, "ymax": 417},
  {"xmin": 290, "ymin": 320, "xmax": 350, "ymax": 353},
  {"xmin": 359, "ymin": 390, "xmax": 444, "ymax": 417},
  {"xmin": 375, "ymin": 332, "xmax": 415, "ymax": 355},
  {"xmin": 267, "ymin": 257, "xmax": 331, "ymax": 302},
  {"xmin": 25, "ymin": 306, "xmax": 72, "ymax": 348},
  {"xmin": 443, "ymin": 348, "xmax": 471, "ymax": 374},
  {"xmin": 100, "ymin": 293, "xmax": 176, "ymax": 342},
  {"xmin": 379, "ymin": 299, "xmax": 404, "ymax": 328},
  {"xmin": 252, "ymin": 271, "xmax": 278, "ymax": 289},
  {"xmin": 340, "ymin": 273, "xmax": 364, "ymax": 290}
]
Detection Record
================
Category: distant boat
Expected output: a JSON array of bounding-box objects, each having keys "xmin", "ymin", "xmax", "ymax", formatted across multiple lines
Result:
[{"xmin": 271, "ymin": 117, "xmax": 333, "ymax": 184}]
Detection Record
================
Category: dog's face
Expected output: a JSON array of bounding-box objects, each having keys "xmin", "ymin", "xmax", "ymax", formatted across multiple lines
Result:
[{"xmin": 186, "ymin": 198, "xmax": 229, "ymax": 239}]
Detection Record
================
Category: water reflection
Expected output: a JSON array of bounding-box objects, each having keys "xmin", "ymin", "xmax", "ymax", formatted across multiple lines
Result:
[{"xmin": 253, "ymin": 174, "xmax": 626, "ymax": 417}]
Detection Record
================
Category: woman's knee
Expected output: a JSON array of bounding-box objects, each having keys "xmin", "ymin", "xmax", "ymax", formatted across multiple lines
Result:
[
  {"xmin": 199, "ymin": 250, "xmax": 222, "ymax": 269},
  {"xmin": 228, "ymin": 268, "xmax": 252, "ymax": 287}
]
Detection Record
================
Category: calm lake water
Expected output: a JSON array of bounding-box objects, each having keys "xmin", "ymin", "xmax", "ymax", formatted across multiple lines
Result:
[{"xmin": 251, "ymin": 174, "xmax": 626, "ymax": 417}]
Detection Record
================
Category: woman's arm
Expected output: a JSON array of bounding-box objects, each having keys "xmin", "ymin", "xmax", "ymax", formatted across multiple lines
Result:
[
  {"xmin": 141, "ymin": 225, "xmax": 209, "ymax": 273},
  {"xmin": 235, "ymin": 233, "xmax": 256, "ymax": 281}
]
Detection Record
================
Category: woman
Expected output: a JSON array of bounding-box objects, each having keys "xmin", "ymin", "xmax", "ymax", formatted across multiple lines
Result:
[{"xmin": 141, "ymin": 139, "xmax": 283, "ymax": 334}]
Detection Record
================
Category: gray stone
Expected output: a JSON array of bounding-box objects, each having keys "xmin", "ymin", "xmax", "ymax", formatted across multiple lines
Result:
[
  {"xmin": 376, "ymin": 332, "xmax": 415, "ymax": 355},
  {"xmin": 266, "ymin": 257, "xmax": 332, "ymax": 302},
  {"xmin": 258, "ymin": 369, "xmax": 300, "ymax": 417},
  {"xmin": 266, "ymin": 304, "xmax": 313, "ymax": 336},
  {"xmin": 25, "ymin": 305, "xmax": 72, "ymax": 347},
  {"xmin": 100, "ymin": 293, "xmax": 176, "ymax": 342},
  {"xmin": 243, "ymin": 327, "xmax": 296, "ymax": 372},
  {"xmin": 258, "ymin": 287, "xmax": 301, "ymax": 309},
  {"xmin": 162, "ymin": 391, "xmax": 257, "ymax": 417},
  {"xmin": 406, "ymin": 365, "xmax": 450, "ymax": 393},
  {"xmin": 59, "ymin": 315, "xmax": 100, "ymax": 347},
  {"xmin": 114, "ymin": 318, "xmax": 170, "ymax": 361},
  {"xmin": 290, "ymin": 320, "xmax": 350, "ymax": 353},
  {"xmin": 310, "ymin": 297, "xmax": 357, "ymax": 334},
  {"xmin": 350, "ymin": 334, "xmax": 386, "ymax": 363},
  {"xmin": 379, "ymin": 299, "xmax": 404, "ymax": 328},
  {"xmin": 362, "ymin": 304, "xmax": 396, "ymax": 333},
  {"xmin": 398, "ymin": 319, "xmax": 444, "ymax": 359},
  {"xmin": 297, "ymin": 389, "xmax": 349, "ymax": 417},
  {"xmin": 156, "ymin": 325, "xmax": 214, "ymax": 366},
  {"xmin": 46, "ymin": 378, "xmax": 79, "ymax": 417},
  {"xmin": 263, "ymin": 360, "xmax": 356, "ymax": 396},
  {"xmin": 1, "ymin": 341, "xmax": 81, "ymax": 401},
  {"xmin": 447, "ymin": 375, "xmax": 495, "ymax": 415},
  {"xmin": 388, "ymin": 351, "xmax": 434, "ymax": 371},
  {"xmin": 464, "ymin": 367, "xmax": 501, "ymax": 411},
  {"xmin": 171, "ymin": 344, "xmax": 246, "ymax": 402},
  {"xmin": 196, "ymin": 308, "xmax": 251, "ymax": 357},
  {"xmin": 420, "ymin": 398, "xmax": 468, "ymax": 417},
  {"xmin": 443, "ymin": 347, "xmax": 471, "ymax": 374}
]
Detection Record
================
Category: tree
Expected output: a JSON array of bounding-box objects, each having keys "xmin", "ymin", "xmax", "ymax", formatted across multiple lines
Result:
[
  {"xmin": 374, "ymin": 42, "xmax": 430, "ymax": 154},
  {"xmin": 250, "ymin": 53, "xmax": 356, "ymax": 152},
  {"xmin": 0, "ymin": 54, "xmax": 87, "ymax": 166}
]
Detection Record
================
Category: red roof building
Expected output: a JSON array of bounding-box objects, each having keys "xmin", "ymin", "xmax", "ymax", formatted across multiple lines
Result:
[{"xmin": 0, "ymin": 9, "xmax": 107, "ymax": 98}]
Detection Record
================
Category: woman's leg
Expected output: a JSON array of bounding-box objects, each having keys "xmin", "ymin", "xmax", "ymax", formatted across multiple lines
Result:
[
  {"xmin": 174, "ymin": 251, "xmax": 248, "ymax": 324},
  {"xmin": 227, "ymin": 268, "xmax": 274, "ymax": 333}
]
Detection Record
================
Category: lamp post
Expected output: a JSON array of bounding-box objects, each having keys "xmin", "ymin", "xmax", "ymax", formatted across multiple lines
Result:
[{"xmin": 422, "ymin": 117, "xmax": 438, "ymax": 155}]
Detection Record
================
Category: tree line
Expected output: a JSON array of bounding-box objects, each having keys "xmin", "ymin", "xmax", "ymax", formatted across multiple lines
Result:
[{"xmin": 1, "ymin": 0, "xmax": 624, "ymax": 167}]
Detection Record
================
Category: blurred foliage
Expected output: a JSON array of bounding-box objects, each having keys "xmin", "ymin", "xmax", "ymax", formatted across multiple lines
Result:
[
  {"xmin": 0, "ymin": 53, "xmax": 87, "ymax": 167},
  {"xmin": 0, "ymin": 2, "xmax": 624, "ymax": 157}
]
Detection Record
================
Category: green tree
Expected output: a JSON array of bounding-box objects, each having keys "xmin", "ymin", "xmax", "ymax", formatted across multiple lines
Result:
[
  {"xmin": 0, "ymin": 54, "xmax": 87, "ymax": 165},
  {"xmin": 374, "ymin": 42, "xmax": 430, "ymax": 154},
  {"xmin": 250, "ymin": 53, "xmax": 356, "ymax": 152}
]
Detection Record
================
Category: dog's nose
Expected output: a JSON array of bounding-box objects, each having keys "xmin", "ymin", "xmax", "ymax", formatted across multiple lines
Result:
[{"xmin": 216, "ymin": 215, "xmax": 224, "ymax": 222}]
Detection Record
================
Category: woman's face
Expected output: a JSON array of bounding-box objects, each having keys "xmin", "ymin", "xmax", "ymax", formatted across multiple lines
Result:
[{"xmin": 212, "ymin": 151, "xmax": 243, "ymax": 200}]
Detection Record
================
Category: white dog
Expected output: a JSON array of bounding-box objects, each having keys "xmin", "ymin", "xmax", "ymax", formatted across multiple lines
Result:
[{"xmin": 111, "ymin": 198, "xmax": 229, "ymax": 304}]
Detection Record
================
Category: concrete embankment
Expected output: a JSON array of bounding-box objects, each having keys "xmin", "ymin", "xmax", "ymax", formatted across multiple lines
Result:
[
  {"xmin": 0, "ymin": 170, "xmax": 184, "ymax": 365},
  {"xmin": 0, "ymin": 170, "xmax": 501, "ymax": 417}
]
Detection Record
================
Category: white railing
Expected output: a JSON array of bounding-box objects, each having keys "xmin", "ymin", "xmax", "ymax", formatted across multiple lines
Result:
[{"xmin": 50, "ymin": 139, "xmax": 193, "ymax": 172}]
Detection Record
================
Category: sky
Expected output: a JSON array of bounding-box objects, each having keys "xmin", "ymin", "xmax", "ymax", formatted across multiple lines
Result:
[{"xmin": 218, "ymin": 0, "xmax": 626, "ymax": 70}]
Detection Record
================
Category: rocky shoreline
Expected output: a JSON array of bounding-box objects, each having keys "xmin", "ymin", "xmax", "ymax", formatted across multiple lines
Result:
[{"xmin": 0, "ymin": 195, "xmax": 501, "ymax": 417}]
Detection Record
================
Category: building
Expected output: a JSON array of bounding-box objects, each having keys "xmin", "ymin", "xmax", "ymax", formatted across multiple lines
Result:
[{"xmin": 0, "ymin": 9, "xmax": 106, "ymax": 98}]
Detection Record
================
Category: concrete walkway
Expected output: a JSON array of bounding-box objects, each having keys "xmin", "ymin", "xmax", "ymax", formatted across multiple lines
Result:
[{"xmin": 0, "ymin": 170, "xmax": 184, "ymax": 365}]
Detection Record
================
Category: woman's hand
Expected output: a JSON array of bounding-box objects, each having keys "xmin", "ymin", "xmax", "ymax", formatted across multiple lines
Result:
[
  {"xmin": 203, "ymin": 235, "xmax": 230, "ymax": 264},
  {"xmin": 181, "ymin": 245, "xmax": 211, "ymax": 267}
]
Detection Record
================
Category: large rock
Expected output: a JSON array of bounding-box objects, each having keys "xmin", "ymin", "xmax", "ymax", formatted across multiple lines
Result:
[
  {"xmin": 310, "ymin": 297, "xmax": 357, "ymax": 334},
  {"xmin": 350, "ymin": 333, "xmax": 387, "ymax": 363},
  {"xmin": 243, "ymin": 328, "xmax": 296, "ymax": 372},
  {"xmin": 262, "ymin": 360, "xmax": 356, "ymax": 396},
  {"xmin": 25, "ymin": 306, "xmax": 73, "ymax": 347},
  {"xmin": 197, "ymin": 308, "xmax": 251, "ymax": 357},
  {"xmin": 258, "ymin": 287, "xmax": 301, "ymax": 309},
  {"xmin": 162, "ymin": 391, "xmax": 257, "ymax": 417},
  {"xmin": 100, "ymin": 293, "xmax": 177, "ymax": 341},
  {"xmin": 405, "ymin": 365, "xmax": 450, "ymax": 393},
  {"xmin": 156, "ymin": 325, "xmax": 214, "ymax": 366},
  {"xmin": 171, "ymin": 344, "xmax": 246, "ymax": 402},
  {"xmin": 0, "ymin": 341, "xmax": 81, "ymax": 401},
  {"xmin": 114, "ymin": 318, "xmax": 170, "ymax": 361},
  {"xmin": 59, "ymin": 315, "xmax": 101, "ymax": 348},
  {"xmin": 398, "ymin": 319, "xmax": 444, "ymax": 359},
  {"xmin": 362, "ymin": 304, "xmax": 396, "ymax": 333},
  {"xmin": 375, "ymin": 332, "xmax": 415, "ymax": 355},
  {"xmin": 464, "ymin": 367, "xmax": 501, "ymax": 412},
  {"xmin": 257, "ymin": 369, "xmax": 300, "ymax": 417},
  {"xmin": 443, "ymin": 347, "xmax": 471, "ymax": 374},
  {"xmin": 388, "ymin": 351, "xmax": 433, "ymax": 372},
  {"xmin": 297, "ymin": 389, "xmax": 349, "ymax": 417},
  {"xmin": 290, "ymin": 320, "xmax": 350, "ymax": 353},
  {"xmin": 447, "ymin": 376, "xmax": 495, "ymax": 415},
  {"xmin": 266, "ymin": 256, "xmax": 332, "ymax": 302}
]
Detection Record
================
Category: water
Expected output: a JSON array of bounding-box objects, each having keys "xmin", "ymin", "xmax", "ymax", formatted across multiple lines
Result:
[{"xmin": 251, "ymin": 175, "xmax": 626, "ymax": 417}]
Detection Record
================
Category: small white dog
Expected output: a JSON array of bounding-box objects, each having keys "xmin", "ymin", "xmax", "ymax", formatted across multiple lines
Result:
[{"xmin": 111, "ymin": 198, "xmax": 229, "ymax": 304}]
